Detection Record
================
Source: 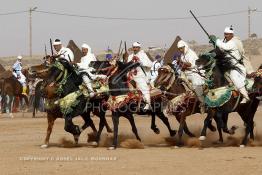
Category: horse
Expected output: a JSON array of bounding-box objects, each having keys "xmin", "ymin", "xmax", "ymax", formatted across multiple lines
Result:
[
  {"xmin": 195, "ymin": 50, "xmax": 262, "ymax": 147},
  {"xmin": 32, "ymin": 58, "xmax": 112, "ymax": 147},
  {"xmin": 0, "ymin": 63, "xmax": 5, "ymax": 73},
  {"xmin": 1, "ymin": 69, "xmax": 30, "ymax": 114},
  {"xmin": 92, "ymin": 60, "xmax": 176, "ymax": 149},
  {"xmin": 153, "ymin": 65, "xmax": 230, "ymax": 146}
]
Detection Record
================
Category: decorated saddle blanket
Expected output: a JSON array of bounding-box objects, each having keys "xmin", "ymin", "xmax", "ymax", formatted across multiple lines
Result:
[
  {"xmin": 55, "ymin": 90, "xmax": 83, "ymax": 115},
  {"xmin": 204, "ymin": 86, "xmax": 235, "ymax": 108},
  {"xmin": 105, "ymin": 91, "xmax": 142, "ymax": 111},
  {"xmin": 167, "ymin": 91, "xmax": 195, "ymax": 114}
]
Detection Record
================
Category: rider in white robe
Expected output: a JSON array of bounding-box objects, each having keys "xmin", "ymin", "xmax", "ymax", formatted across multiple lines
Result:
[
  {"xmin": 77, "ymin": 44, "xmax": 106, "ymax": 97},
  {"xmin": 150, "ymin": 55, "xmax": 164, "ymax": 87},
  {"xmin": 12, "ymin": 55, "xmax": 27, "ymax": 94},
  {"xmin": 177, "ymin": 40, "xmax": 205, "ymax": 113},
  {"xmin": 127, "ymin": 42, "xmax": 153, "ymax": 109},
  {"xmin": 210, "ymin": 26, "xmax": 250, "ymax": 103},
  {"xmin": 53, "ymin": 39, "xmax": 74, "ymax": 63}
]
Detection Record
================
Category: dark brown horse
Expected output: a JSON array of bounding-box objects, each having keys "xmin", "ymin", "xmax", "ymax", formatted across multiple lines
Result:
[{"xmin": 196, "ymin": 51, "xmax": 262, "ymax": 147}]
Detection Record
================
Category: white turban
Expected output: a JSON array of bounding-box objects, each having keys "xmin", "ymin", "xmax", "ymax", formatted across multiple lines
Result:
[
  {"xmin": 132, "ymin": 42, "xmax": 141, "ymax": 47},
  {"xmin": 81, "ymin": 43, "xmax": 90, "ymax": 49},
  {"xmin": 53, "ymin": 39, "xmax": 62, "ymax": 45},
  {"xmin": 17, "ymin": 55, "xmax": 22, "ymax": 60},
  {"xmin": 224, "ymin": 26, "xmax": 234, "ymax": 34},
  {"xmin": 177, "ymin": 40, "xmax": 188, "ymax": 48}
]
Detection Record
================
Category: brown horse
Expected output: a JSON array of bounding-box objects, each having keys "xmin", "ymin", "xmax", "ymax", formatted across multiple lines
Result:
[
  {"xmin": 154, "ymin": 65, "xmax": 226, "ymax": 146},
  {"xmin": 1, "ymin": 69, "xmax": 30, "ymax": 114}
]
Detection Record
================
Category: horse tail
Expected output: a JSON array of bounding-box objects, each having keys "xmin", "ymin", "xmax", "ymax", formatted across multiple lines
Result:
[{"xmin": 33, "ymin": 81, "xmax": 43, "ymax": 117}]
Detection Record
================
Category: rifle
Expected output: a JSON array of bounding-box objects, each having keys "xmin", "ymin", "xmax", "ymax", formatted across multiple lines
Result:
[
  {"xmin": 116, "ymin": 40, "xmax": 122, "ymax": 60},
  {"xmin": 44, "ymin": 44, "xmax": 47, "ymax": 57},
  {"xmin": 123, "ymin": 41, "xmax": 129, "ymax": 63},
  {"xmin": 50, "ymin": 38, "xmax": 54, "ymax": 56}
]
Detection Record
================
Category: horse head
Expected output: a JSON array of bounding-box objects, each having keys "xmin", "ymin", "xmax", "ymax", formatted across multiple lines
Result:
[
  {"xmin": 29, "ymin": 63, "xmax": 49, "ymax": 79},
  {"xmin": 253, "ymin": 64, "xmax": 262, "ymax": 91},
  {"xmin": 154, "ymin": 65, "xmax": 175, "ymax": 91}
]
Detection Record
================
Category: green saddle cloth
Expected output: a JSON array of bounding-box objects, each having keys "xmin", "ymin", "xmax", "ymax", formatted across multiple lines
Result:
[{"xmin": 204, "ymin": 86, "xmax": 233, "ymax": 108}]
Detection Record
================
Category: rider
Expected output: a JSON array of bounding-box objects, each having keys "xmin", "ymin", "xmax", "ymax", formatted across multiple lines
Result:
[
  {"xmin": 12, "ymin": 55, "xmax": 27, "ymax": 95},
  {"xmin": 53, "ymin": 39, "xmax": 74, "ymax": 63},
  {"xmin": 127, "ymin": 42, "xmax": 153, "ymax": 110},
  {"xmin": 177, "ymin": 40, "xmax": 205, "ymax": 113},
  {"xmin": 150, "ymin": 54, "xmax": 164, "ymax": 87},
  {"xmin": 77, "ymin": 43, "xmax": 107, "ymax": 97},
  {"xmin": 209, "ymin": 26, "xmax": 250, "ymax": 103}
]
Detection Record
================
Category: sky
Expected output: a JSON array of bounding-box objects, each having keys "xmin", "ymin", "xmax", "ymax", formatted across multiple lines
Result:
[{"xmin": 0, "ymin": 0, "xmax": 261, "ymax": 57}]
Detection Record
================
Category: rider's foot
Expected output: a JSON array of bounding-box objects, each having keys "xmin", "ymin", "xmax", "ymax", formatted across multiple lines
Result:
[
  {"xmin": 144, "ymin": 104, "xmax": 151, "ymax": 110},
  {"xmin": 240, "ymin": 97, "xmax": 250, "ymax": 104}
]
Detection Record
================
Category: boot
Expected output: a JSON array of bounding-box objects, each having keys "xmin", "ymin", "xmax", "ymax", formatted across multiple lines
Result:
[
  {"xmin": 22, "ymin": 86, "xmax": 27, "ymax": 95},
  {"xmin": 83, "ymin": 75, "xmax": 95, "ymax": 97},
  {"xmin": 143, "ymin": 94, "xmax": 151, "ymax": 110},
  {"xmin": 239, "ymin": 87, "xmax": 250, "ymax": 104}
]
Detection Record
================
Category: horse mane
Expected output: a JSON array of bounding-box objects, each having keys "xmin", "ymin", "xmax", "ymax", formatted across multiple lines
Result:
[
  {"xmin": 212, "ymin": 49, "xmax": 243, "ymax": 75},
  {"xmin": 58, "ymin": 59, "xmax": 82, "ymax": 86}
]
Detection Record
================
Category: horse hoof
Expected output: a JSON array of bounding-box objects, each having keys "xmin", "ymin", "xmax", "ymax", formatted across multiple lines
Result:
[
  {"xmin": 9, "ymin": 113, "xmax": 14, "ymax": 118},
  {"xmin": 107, "ymin": 146, "xmax": 116, "ymax": 150},
  {"xmin": 199, "ymin": 136, "xmax": 206, "ymax": 141},
  {"xmin": 170, "ymin": 130, "xmax": 177, "ymax": 137},
  {"xmin": 173, "ymin": 146, "xmax": 180, "ymax": 149},
  {"xmin": 240, "ymin": 145, "xmax": 245, "ymax": 148},
  {"xmin": 41, "ymin": 144, "xmax": 48, "ymax": 149},
  {"xmin": 90, "ymin": 142, "xmax": 98, "ymax": 146},
  {"xmin": 151, "ymin": 127, "xmax": 160, "ymax": 134},
  {"xmin": 107, "ymin": 129, "xmax": 113, "ymax": 133}
]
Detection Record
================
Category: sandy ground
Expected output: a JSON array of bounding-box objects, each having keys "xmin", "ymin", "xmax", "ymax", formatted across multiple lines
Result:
[{"xmin": 0, "ymin": 106, "xmax": 262, "ymax": 175}]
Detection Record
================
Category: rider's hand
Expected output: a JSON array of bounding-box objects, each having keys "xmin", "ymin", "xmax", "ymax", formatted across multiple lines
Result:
[{"xmin": 209, "ymin": 35, "xmax": 217, "ymax": 46}]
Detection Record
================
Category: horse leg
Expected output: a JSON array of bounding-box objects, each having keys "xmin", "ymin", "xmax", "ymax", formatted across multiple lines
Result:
[
  {"xmin": 221, "ymin": 112, "xmax": 238, "ymax": 135},
  {"xmin": 199, "ymin": 111, "xmax": 215, "ymax": 141},
  {"xmin": 21, "ymin": 94, "xmax": 29, "ymax": 112},
  {"xmin": 214, "ymin": 111, "xmax": 224, "ymax": 143},
  {"xmin": 213, "ymin": 114, "xmax": 223, "ymax": 144},
  {"xmin": 157, "ymin": 112, "xmax": 176, "ymax": 137},
  {"xmin": 176, "ymin": 115, "xmax": 185, "ymax": 147},
  {"xmin": 108, "ymin": 111, "xmax": 119, "ymax": 150},
  {"xmin": 150, "ymin": 112, "xmax": 160, "ymax": 134},
  {"xmin": 64, "ymin": 117, "xmax": 81, "ymax": 145},
  {"xmin": 104, "ymin": 116, "xmax": 113, "ymax": 133},
  {"xmin": 41, "ymin": 112, "xmax": 56, "ymax": 148},
  {"xmin": 125, "ymin": 112, "xmax": 141, "ymax": 142},
  {"xmin": 81, "ymin": 112, "xmax": 97, "ymax": 133},
  {"xmin": 92, "ymin": 109, "xmax": 107, "ymax": 146},
  {"xmin": 175, "ymin": 115, "xmax": 195, "ymax": 137}
]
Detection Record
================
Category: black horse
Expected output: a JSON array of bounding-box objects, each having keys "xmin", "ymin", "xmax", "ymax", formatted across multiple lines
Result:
[
  {"xmin": 92, "ymin": 60, "xmax": 176, "ymax": 149},
  {"xmin": 43, "ymin": 59, "xmax": 111, "ymax": 145},
  {"xmin": 196, "ymin": 50, "xmax": 261, "ymax": 146}
]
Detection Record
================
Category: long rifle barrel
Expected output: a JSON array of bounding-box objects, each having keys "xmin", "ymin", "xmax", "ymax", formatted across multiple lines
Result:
[
  {"xmin": 50, "ymin": 39, "xmax": 54, "ymax": 56},
  {"xmin": 189, "ymin": 10, "xmax": 210, "ymax": 38}
]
